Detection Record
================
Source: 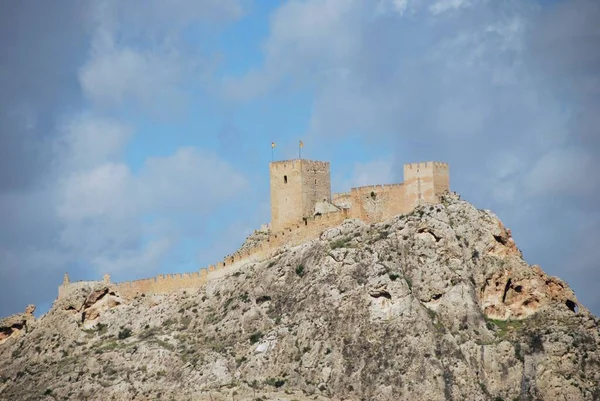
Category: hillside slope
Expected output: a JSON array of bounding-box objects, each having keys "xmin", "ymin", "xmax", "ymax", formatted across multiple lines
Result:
[{"xmin": 1, "ymin": 193, "xmax": 599, "ymax": 401}]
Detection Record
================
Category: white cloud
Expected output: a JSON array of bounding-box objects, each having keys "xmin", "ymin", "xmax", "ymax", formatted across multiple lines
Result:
[
  {"xmin": 57, "ymin": 162, "xmax": 136, "ymax": 222},
  {"xmin": 393, "ymin": 0, "xmax": 410, "ymax": 15},
  {"xmin": 80, "ymin": 0, "xmax": 246, "ymax": 115},
  {"xmin": 429, "ymin": 0, "xmax": 472, "ymax": 15},
  {"xmin": 222, "ymin": 0, "xmax": 363, "ymax": 101},
  {"xmin": 79, "ymin": 45, "xmax": 186, "ymax": 113},
  {"xmin": 58, "ymin": 114, "xmax": 133, "ymax": 169},
  {"xmin": 138, "ymin": 147, "xmax": 249, "ymax": 212},
  {"xmin": 91, "ymin": 237, "xmax": 173, "ymax": 275},
  {"xmin": 54, "ymin": 137, "xmax": 250, "ymax": 276}
]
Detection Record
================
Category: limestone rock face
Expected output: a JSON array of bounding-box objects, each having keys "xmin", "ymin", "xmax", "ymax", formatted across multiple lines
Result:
[
  {"xmin": 0, "ymin": 193, "xmax": 599, "ymax": 401},
  {"xmin": 0, "ymin": 306, "xmax": 36, "ymax": 346}
]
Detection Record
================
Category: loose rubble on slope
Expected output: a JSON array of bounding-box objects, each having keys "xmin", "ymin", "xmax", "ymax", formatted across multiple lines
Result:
[{"xmin": 0, "ymin": 193, "xmax": 598, "ymax": 401}]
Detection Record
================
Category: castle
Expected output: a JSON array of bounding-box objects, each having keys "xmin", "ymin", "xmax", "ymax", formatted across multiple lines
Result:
[{"xmin": 58, "ymin": 159, "xmax": 449, "ymax": 300}]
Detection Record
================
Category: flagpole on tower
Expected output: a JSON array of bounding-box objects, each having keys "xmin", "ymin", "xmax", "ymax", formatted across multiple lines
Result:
[
  {"xmin": 271, "ymin": 142, "xmax": 276, "ymax": 161},
  {"xmin": 299, "ymin": 140, "xmax": 304, "ymax": 159}
]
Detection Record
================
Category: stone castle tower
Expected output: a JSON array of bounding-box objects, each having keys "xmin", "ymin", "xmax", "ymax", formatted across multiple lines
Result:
[
  {"xmin": 269, "ymin": 158, "xmax": 449, "ymax": 233},
  {"xmin": 403, "ymin": 161, "xmax": 450, "ymax": 205},
  {"xmin": 269, "ymin": 159, "xmax": 332, "ymax": 232}
]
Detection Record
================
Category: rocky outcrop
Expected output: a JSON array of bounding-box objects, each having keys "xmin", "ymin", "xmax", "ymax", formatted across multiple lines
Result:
[
  {"xmin": 0, "ymin": 193, "xmax": 598, "ymax": 401},
  {"xmin": 57, "ymin": 284, "xmax": 124, "ymax": 329},
  {"xmin": 0, "ymin": 306, "xmax": 35, "ymax": 345}
]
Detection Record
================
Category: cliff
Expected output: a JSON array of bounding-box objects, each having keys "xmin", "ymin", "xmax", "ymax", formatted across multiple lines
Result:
[{"xmin": 0, "ymin": 193, "xmax": 599, "ymax": 401}]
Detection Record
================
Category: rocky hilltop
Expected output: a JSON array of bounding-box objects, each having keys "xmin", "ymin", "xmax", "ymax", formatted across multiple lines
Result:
[{"xmin": 1, "ymin": 193, "xmax": 599, "ymax": 401}]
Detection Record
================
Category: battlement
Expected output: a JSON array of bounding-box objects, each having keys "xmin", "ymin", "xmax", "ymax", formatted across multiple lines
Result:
[
  {"xmin": 269, "ymin": 159, "xmax": 330, "ymax": 170},
  {"xmin": 57, "ymin": 158, "xmax": 449, "ymax": 303},
  {"xmin": 404, "ymin": 161, "xmax": 448, "ymax": 170},
  {"xmin": 350, "ymin": 183, "xmax": 405, "ymax": 193}
]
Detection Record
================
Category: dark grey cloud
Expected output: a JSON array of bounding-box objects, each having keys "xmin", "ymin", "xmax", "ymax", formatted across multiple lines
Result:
[
  {"xmin": 0, "ymin": 1, "xmax": 90, "ymax": 191},
  {"xmin": 0, "ymin": 1, "xmax": 90, "ymax": 316}
]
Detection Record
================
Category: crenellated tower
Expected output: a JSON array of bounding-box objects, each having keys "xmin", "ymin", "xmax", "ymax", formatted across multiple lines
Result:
[
  {"xmin": 403, "ymin": 161, "xmax": 450, "ymax": 210},
  {"xmin": 269, "ymin": 159, "xmax": 332, "ymax": 232}
]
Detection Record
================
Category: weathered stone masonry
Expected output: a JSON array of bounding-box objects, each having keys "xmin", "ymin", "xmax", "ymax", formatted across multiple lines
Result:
[{"xmin": 58, "ymin": 159, "xmax": 449, "ymax": 300}]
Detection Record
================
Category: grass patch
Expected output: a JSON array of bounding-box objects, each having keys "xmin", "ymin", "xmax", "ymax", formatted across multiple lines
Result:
[
  {"xmin": 330, "ymin": 238, "xmax": 350, "ymax": 249},
  {"xmin": 152, "ymin": 338, "xmax": 176, "ymax": 351},
  {"xmin": 485, "ymin": 318, "xmax": 524, "ymax": 337},
  {"xmin": 82, "ymin": 322, "xmax": 108, "ymax": 336},
  {"xmin": 138, "ymin": 326, "xmax": 160, "ymax": 340}
]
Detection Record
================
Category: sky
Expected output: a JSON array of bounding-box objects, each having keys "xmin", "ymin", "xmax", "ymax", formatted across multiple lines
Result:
[{"xmin": 0, "ymin": 0, "xmax": 598, "ymax": 318}]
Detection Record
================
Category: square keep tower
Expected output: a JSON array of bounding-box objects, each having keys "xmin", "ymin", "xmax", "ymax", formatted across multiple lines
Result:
[
  {"xmin": 403, "ymin": 161, "xmax": 450, "ymax": 210},
  {"xmin": 269, "ymin": 159, "xmax": 331, "ymax": 232}
]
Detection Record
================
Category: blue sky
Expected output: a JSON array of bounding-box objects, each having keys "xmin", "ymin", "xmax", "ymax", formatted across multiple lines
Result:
[{"xmin": 1, "ymin": 0, "xmax": 599, "ymax": 317}]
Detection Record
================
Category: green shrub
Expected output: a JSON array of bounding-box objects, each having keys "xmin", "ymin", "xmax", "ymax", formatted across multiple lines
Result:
[
  {"xmin": 118, "ymin": 328, "xmax": 132, "ymax": 340},
  {"xmin": 249, "ymin": 332, "xmax": 263, "ymax": 344},
  {"xmin": 256, "ymin": 295, "xmax": 272, "ymax": 304},
  {"xmin": 295, "ymin": 265, "xmax": 305, "ymax": 277},
  {"xmin": 265, "ymin": 377, "xmax": 286, "ymax": 388}
]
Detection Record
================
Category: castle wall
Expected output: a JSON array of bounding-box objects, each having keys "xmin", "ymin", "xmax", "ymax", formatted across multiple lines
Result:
[
  {"xmin": 57, "ymin": 160, "xmax": 450, "ymax": 302},
  {"xmin": 332, "ymin": 192, "xmax": 351, "ymax": 209},
  {"xmin": 114, "ymin": 271, "xmax": 208, "ymax": 299},
  {"xmin": 57, "ymin": 209, "xmax": 351, "ymax": 301},
  {"xmin": 266, "ymin": 209, "xmax": 350, "ymax": 250},
  {"xmin": 346, "ymin": 183, "xmax": 407, "ymax": 223}
]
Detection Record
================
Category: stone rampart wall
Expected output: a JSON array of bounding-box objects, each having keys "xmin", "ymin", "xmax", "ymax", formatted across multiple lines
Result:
[
  {"xmin": 333, "ymin": 183, "xmax": 408, "ymax": 223},
  {"xmin": 58, "ymin": 209, "xmax": 351, "ymax": 300}
]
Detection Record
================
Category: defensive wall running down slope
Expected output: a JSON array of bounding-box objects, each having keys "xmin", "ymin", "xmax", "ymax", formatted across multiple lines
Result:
[{"xmin": 58, "ymin": 160, "xmax": 449, "ymax": 300}]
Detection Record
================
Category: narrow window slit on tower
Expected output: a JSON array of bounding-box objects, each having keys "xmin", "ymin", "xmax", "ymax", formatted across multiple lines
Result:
[{"xmin": 284, "ymin": 175, "xmax": 288, "ymax": 184}]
